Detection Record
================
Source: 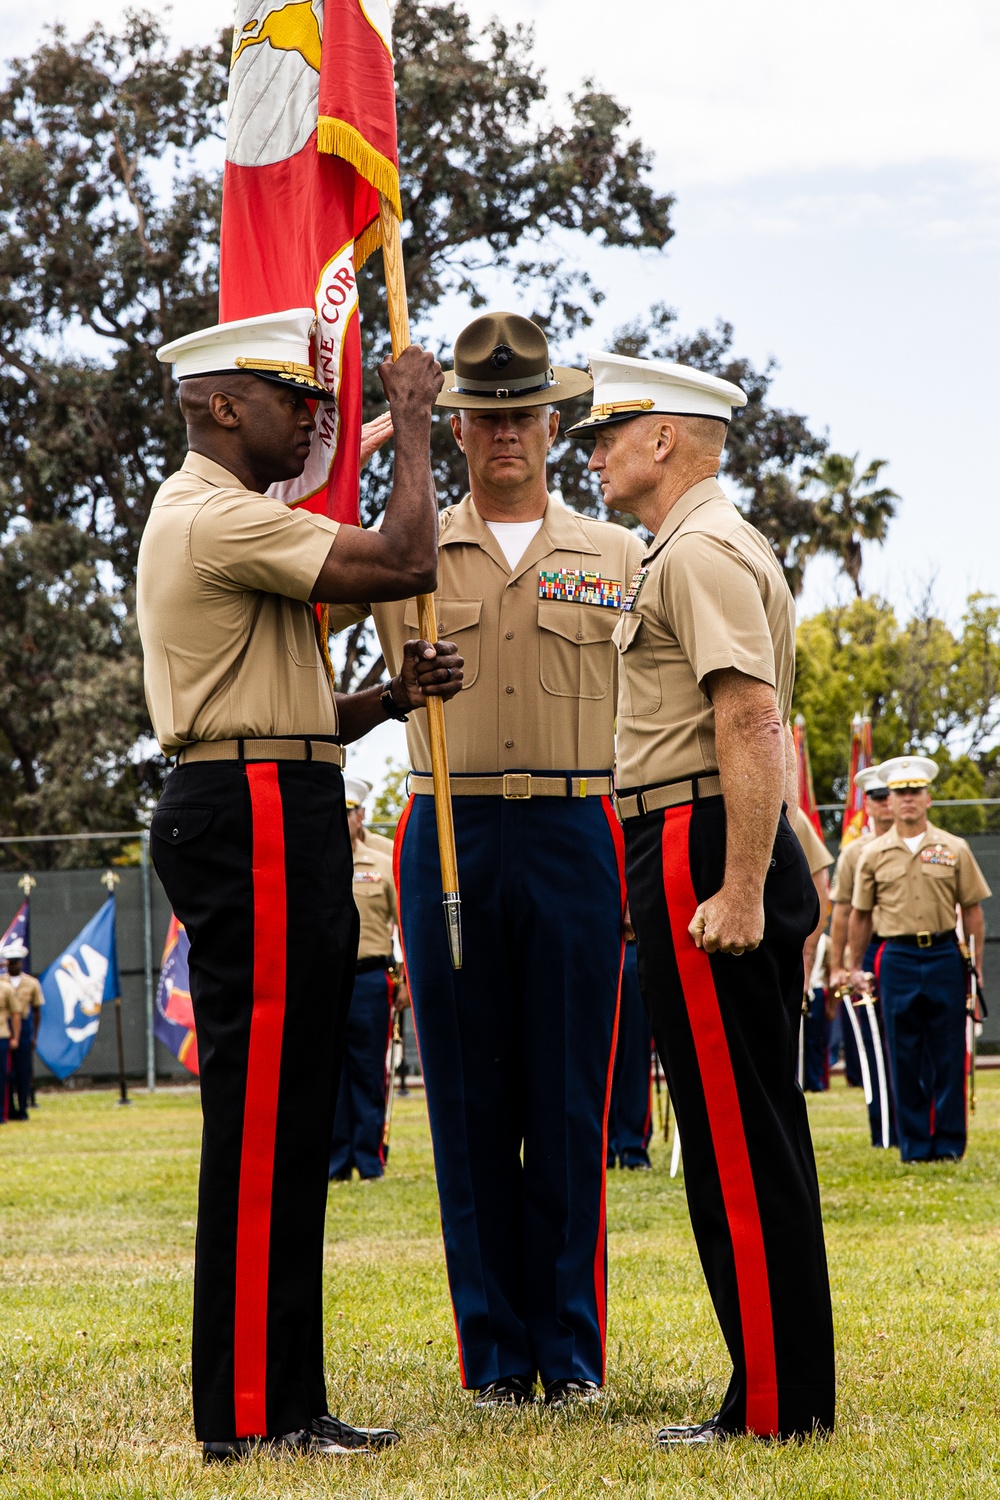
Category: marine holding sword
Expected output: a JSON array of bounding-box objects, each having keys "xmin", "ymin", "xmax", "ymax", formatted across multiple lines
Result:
[
  {"xmin": 136, "ymin": 308, "xmax": 464, "ymax": 1462},
  {"xmin": 848, "ymin": 756, "xmax": 990, "ymax": 1163}
]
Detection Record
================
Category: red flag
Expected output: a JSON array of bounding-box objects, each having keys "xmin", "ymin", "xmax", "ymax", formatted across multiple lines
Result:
[
  {"xmin": 220, "ymin": 0, "xmax": 400, "ymax": 524},
  {"xmin": 841, "ymin": 714, "xmax": 874, "ymax": 847},
  {"xmin": 793, "ymin": 714, "xmax": 824, "ymax": 838}
]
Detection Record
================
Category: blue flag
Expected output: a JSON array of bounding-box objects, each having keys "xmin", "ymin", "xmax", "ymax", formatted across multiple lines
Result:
[
  {"xmin": 37, "ymin": 896, "xmax": 121, "ymax": 1080},
  {"xmin": 0, "ymin": 899, "xmax": 30, "ymax": 975},
  {"xmin": 154, "ymin": 914, "xmax": 199, "ymax": 1075}
]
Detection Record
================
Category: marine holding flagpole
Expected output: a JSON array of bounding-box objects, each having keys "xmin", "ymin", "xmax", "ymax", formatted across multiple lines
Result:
[{"xmin": 138, "ymin": 312, "xmax": 462, "ymax": 1462}]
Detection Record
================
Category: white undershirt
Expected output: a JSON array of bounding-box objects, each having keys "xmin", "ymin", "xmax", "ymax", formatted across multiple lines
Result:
[
  {"xmin": 9, "ymin": 974, "xmax": 21, "ymax": 989},
  {"xmin": 903, "ymin": 833, "xmax": 926, "ymax": 853},
  {"xmin": 485, "ymin": 518, "xmax": 543, "ymax": 570}
]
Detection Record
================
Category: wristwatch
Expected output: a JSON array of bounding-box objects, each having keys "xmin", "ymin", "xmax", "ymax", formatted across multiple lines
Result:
[{"xmin": 380, "ymin": 681, "xmax": 409, "ymax": 723}]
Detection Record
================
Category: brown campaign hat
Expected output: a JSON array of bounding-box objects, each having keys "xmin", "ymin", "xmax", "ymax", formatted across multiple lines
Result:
[{"xmin": 435, "ymin": 312, "xmax": 593, "ymax": 410}]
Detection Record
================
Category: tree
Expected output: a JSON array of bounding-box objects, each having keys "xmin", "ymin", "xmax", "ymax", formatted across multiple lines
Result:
[
  {"xmin": 793, "ymin": 591, "xmax": 1000, "ymax": 832},
  {"xmin": 798, "ymin": 452, "xmax": 899, "ymax": 597},
  {"xmin": 0, "ymin": 522, "xmax": 151, "ymax": 867},
  {"xmin": 0, "ymin": 3, "xmax": 887, "ymax": 850}
]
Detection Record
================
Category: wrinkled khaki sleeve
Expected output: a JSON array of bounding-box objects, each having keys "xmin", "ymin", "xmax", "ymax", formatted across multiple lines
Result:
[
  {"xmin": 830, "ymin": 841, "xmax": 859, "ymax": 903},
  {"xmin": 328, "ymin": 602, "xmax": 371, "ymax": 633},
  {"xmin": 190, "ymin": 494, "xmax": 340, "ymax": 601},
  {"xmin": 852, "ymin": 846, "xmax": 878, "ymax": 911},
  {"xmin": 662, "ymin": 533, "xmax": 777, "ymax": 690},
  {"xmin": 957, "ymin": 845, "xmax": 992, "ymax": 906}
]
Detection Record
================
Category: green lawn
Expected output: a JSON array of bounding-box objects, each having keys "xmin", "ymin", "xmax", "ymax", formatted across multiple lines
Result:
[{"xmin": 1, "ymin": 1075, "xmax": 999, "ymax": 1498}]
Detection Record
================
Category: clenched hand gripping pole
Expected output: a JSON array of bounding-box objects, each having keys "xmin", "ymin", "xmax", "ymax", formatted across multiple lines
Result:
[{"xmin": 379, "ymin": 193, "xmax": 462, "ymax": 968}]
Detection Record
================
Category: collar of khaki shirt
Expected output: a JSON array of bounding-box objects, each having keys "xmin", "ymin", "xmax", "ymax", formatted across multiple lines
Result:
[
  {"xmin": 642, "ymin": 476, "xmax": 727, "ymax": 560},
  {"xmin": 440, "ymin": 493, "xmax": 602, "ymax": 578},
  {"xmin": 880, "ymin": 822, "xmax": 936, "ymax": 855},
  {"xmin": 179, "ymin": 451, "xmax": 251, "ymax": 492}
]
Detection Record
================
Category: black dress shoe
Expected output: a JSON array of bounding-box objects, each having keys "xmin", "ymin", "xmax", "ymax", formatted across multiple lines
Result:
[
  {"xmin": 543, "ymin": 1378, "xmax": 602, "ymax": 1408},
  {"xmin": 655, "ymin": 1418, "xmax": 729, "ymax": 1448},
  {"xmin": 473, "ymin": 1376, "xmax": 535, "ymax": 1407},
  {"xmin": 203, "ymin": 1417, "xmax": 400, "ymax": 1464},
  {"xmin": 203, "ymin": 1430, "xmax": 313, "ymax": 1463},
  {"xmin": 309, "ymin": 1413, "xmax": 401, "ymax": 1450}
]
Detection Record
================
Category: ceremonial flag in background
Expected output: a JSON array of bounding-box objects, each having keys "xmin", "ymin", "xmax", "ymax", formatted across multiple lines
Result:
[
  {"xmin": 220, "ymin": 0, "xmax": 400, "ymax": 525},
  {"xmin": 0, "ymin": 900, "xmax": 30, "ymax": 975},
  {"xmin": 154, "ymin": 915, "xmax": 199, "ymax": 1076},
  {"xmin": 841, "ymin": 714, "xmax": 874, "ymax": 848},
  {"xmin": 36, "ymin": 897, "xmax": 121, "ymax": 1081},
  {"xmin": 793, "ymin": 714, "xmax": 824, "ymax": 838}
]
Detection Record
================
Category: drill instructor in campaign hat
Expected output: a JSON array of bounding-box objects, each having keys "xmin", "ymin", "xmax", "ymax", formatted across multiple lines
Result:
[
  {"xmin": 334, "ymin": 312, "xmax": 643, "ymax": 1407},
  {"xmin": 137, "ymin": 308, "xmax": 463, "ymax": 1463},
  {"xmin": 574, "ymin": 351, "xmax": 835, "ymax": 1447},
  {"xmin": 849, "ymin": 757, "xmax": 990, "ymax": 1162}
]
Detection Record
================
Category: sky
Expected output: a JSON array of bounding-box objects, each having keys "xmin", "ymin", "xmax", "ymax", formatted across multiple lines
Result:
[{"xmin": 4, "ymin": 0, "xmax": 998, "ymax": 791}]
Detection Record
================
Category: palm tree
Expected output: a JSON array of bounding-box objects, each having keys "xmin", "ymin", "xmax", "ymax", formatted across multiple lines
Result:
[{"xmin": 800, "ymin": 453, "xmax": 899, "ymax": 597}]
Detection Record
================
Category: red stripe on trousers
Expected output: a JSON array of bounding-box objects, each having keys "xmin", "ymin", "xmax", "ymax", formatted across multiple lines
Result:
[
  {"xmin": 378, "ymin": 970, "xmax": 394, "ymax": 1167},
  {"xmin": 392, "ymin": 795, "xmax": 469, "ymax": 1385},
  {"xmin": 233, "ymin": 763, "xmax": 288, "ymax": 1438},
  {"xmin": 661, "ymin": 805, "xmax": 779, "ymax": 1436},
  {"xmin": 595, "ymin": 796, "xmax": 627, "ymax": 1375}
]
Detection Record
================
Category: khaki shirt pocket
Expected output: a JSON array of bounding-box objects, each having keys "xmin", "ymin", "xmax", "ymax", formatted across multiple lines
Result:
[
  {"xmin": 403, "ymin": 597, "xmax": 482, "ymax": 688},
  {"xmin": 537, "ymin": 600, "xmax": 617, "ymax": 700},
  {"xmin": 613, "ymin": 610, "xmax": 662, "ymax": 716},
  {"xmin": 282, "ymin": 598, "xmax": 325, "ymax": 668}
]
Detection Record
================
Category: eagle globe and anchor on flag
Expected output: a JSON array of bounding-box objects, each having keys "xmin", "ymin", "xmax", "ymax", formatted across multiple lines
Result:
[{"xmin": 223, "ymin": 0, "xmax": 397, "ymax": 519}]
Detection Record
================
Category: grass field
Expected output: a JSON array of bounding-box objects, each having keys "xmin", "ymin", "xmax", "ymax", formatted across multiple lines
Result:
[{"xmin": 2, "ymin": 1076, "xmax": 1000, "ymax": 1499}]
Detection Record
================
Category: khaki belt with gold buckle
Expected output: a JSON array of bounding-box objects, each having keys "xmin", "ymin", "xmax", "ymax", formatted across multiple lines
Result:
[
  {"xmin": 176, "ymin": 738, "xmax": 344, "ymax": 767},
  {"xmin": 615, "ymin": 774, "xmax": 723, "ymax": 820},
  {"xmin": 409, "ymin": 772, "xmax": 613, "ymax": 800}
]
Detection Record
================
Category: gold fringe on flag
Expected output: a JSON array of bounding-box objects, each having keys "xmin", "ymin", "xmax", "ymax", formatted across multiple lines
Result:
[
  {"xmin": 353, "ymin": 216, "xmax": 382, "ymax": 270},
  {"xmin": 317, "ymin": 116, "xmax": 403, "ymax": 220},
  {"xmin": 317, "ymin": 603, "xmax": 337, "ymax": 689}
]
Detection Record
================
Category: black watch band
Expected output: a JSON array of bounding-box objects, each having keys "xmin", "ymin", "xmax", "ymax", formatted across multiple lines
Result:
[{"xmin": 380, "ymin": 683, "xmax": 409, "ymax": 723}]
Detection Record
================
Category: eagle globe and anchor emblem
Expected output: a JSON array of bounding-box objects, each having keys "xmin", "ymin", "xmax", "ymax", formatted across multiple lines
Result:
[{"xmin": 227, "ymin": 0, "xmax": 393, "ymax": 168}]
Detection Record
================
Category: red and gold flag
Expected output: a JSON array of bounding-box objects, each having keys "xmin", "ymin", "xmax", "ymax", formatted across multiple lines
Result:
[
  {"xmin": 793, "ymin": 714, "xmax": 824, "ymax": 838},
  {"xmin": 841, "ymin": 714, "xmax": 874, "ymax": 848},
  {"xmin": 219, "ymin": 0, "xmax": 400, "ymax": 524}
]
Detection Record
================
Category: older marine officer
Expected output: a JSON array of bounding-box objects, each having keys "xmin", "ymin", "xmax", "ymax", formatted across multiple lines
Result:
[
  {"xmin": 137, "ymin": 309, "xmax": 461, "ymax": 1463},
  {"xmin": 575, "ymin": 352, "xmax": 835, "ymax": 1446},
  {"xmin": 337, "ymin": 313, "xmax": 643, "ymax": 1406},
  {"xmin": 849, "ymin": 756, "xmax": 990, "ymax": 1162}
]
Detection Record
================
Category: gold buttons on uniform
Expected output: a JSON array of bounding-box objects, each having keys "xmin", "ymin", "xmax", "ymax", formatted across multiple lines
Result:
[
  {"xmin": 505, "ymin": 631, "xmax": 514, "ymax": 640},
  {"xmin": 576, "ymin": 631, "xmax": 584, "ymax": 641},
  {"xmin": 506, "ymin": 685, "xmax": 514, "ymax": 694},
  {"xmin": 505, "ymin": 739, "xmax": 514, "ymax": 749}
]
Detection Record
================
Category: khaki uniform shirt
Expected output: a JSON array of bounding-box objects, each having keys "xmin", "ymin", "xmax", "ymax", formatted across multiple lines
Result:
[
  {"xmin": 0, "ymin": 978, "xmax": 15, "ymax": 1040},
  {"xmin": 793, "ymin": 808, "xmax": 834, "ymax": 877},
  {"xmin": 361, "ymin": 827, "xmax": 396, "ymax": 859},
  {"xmin": 137, "ymin": 452, "xmax": 341, "ymax": 754},
  {"xmin": 613, "ymin": 479, "xmax": 796, "ymax": 789},
  {"xmin": 852, "ymin": 821, "xmax": 992, "ymax": 936},
  {"xmin": 336, "ymin": 496, "xmax": 643, "ymax": 774},
  {"xmin": 352, "ymin": 843, "xmax": 397, "ymax": 960},
  {"xmin": 7, "ymin": 973, "xmax": 43, "ymax": 1017},
  {"xmin": 831, "ymin": 829, "xmax": 886, "ymax": 938}
]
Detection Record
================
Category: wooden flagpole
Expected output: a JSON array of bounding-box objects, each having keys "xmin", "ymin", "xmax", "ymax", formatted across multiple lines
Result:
[{"xmin": 379, "ymin": 194, "xmax": 462, "ymax": 968}]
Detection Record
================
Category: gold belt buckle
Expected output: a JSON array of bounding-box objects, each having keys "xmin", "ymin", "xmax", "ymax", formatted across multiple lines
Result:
[
  {"xmin": 916, "ymin": 930, "xmax": 932, "ymax": 948},
  {"xmin": 503, "ymin": 773, "xmax": 532, "ymax": 800}
]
